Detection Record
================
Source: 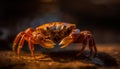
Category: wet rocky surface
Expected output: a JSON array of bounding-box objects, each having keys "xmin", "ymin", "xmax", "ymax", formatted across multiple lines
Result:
[{"xmin": 0, "ymin": 44, "xmax": 120, "ymax": 69}]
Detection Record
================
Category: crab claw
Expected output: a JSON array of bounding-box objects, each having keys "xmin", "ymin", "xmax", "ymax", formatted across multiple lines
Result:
[
  {"xmin": 32, "ymin": 31, "xmax": 56, "ymax": 48},
  {"xmin": 40, "ymin": 39, "xmax": 56, "ymax": 48},
  {"xmin": 59, "ymin": 36, "xmax": 73, "ymax": 48},
  {"xmin": 59, "ymin": 29, "xmax": 80, "ymax": 48}
]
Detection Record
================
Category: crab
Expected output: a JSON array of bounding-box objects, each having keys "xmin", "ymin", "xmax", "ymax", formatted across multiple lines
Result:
[{"xmin": 12, "ymin": 22, "xmax": 97, "ymax": 57}]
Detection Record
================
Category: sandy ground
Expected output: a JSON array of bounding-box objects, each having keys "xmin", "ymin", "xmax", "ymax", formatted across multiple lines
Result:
[{"xmin": 0, "ymin": 44, "xmax": 120, "ymax": 69}]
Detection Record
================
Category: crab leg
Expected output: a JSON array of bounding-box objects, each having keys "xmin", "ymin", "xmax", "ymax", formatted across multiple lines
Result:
[
  {"xmin": 77, "ymin": 37, "xmax": 87, "ymax": 56},
  {"xmin": 77, "ymin": 31, "xmax": 97, "ymax": 57},
  {"xmin": 28, "ymin": 37, "xmax": 35, "ymax": 57},
  {"xmin": 77, "ymin": 43, "xmax": 87, "ymax": 56},
  {"xmin": 12, "ymin": 32, "xmax": 24, "ymax": 52},
  {"xmin": 86, "ymin": 36, "xmax": 97, "ymax": 57},
  {"xmin": 17, "ymin": 34, "xmax": 25, "ymax": 57},
  {"xmin": 88, "ymin": 38, "xmax": 94, "ymax": 57},
  {"xmin": 91, "ymin": 38, "xmax": 97, "ymax": 57}
]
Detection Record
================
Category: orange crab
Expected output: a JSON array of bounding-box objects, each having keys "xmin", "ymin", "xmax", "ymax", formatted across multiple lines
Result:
[{"xmin": 12, "ymin": 22, "xmax": 97, "ymax": 57}]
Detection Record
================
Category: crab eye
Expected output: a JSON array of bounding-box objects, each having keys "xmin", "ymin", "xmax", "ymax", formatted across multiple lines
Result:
[{"xmin": 45, "ymin": 27, "xmax": 49, "ymax": 31}]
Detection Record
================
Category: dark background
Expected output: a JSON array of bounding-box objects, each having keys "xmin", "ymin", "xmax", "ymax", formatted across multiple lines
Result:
[{"xmin": 0, "ymin": 0, "xmax": 120, "ymax": 50}]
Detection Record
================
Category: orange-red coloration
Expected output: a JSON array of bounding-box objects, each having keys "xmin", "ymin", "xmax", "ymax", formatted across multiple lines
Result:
[{"xmin": 12, "ymin": 22, "xmax": 97, "ymax": 57}]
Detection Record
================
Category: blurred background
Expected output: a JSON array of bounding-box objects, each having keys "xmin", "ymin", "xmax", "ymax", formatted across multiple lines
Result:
[{"xmin": 0, "ymin": 0, "xmax": 120, "ymax": 50}]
